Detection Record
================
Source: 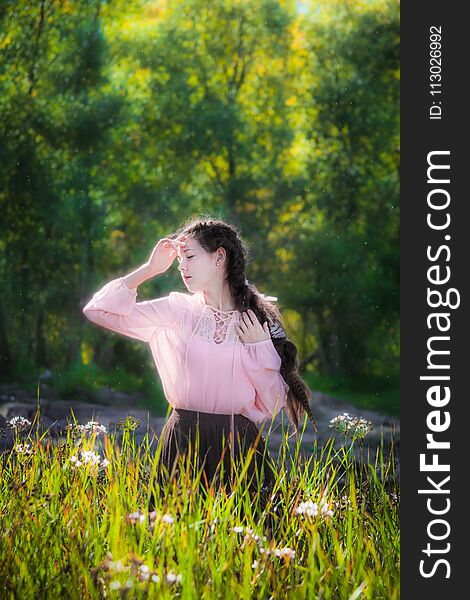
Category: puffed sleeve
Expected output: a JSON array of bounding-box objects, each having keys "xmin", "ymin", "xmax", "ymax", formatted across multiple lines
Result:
[
  {"xmin": 240, "ymin": 338, "xmax": 289, "ymax": 420},
  {"xmin": 82, "ymin": 277, "xmax": 178, "ymax": 343}
]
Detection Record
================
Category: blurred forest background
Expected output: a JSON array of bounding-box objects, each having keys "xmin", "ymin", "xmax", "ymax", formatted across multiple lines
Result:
[{"xmin": 0, "ymin": 0, "xmax": 399, "ymax": 415}]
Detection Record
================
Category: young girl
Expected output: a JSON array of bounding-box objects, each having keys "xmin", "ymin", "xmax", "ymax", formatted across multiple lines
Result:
[{"xmin": 82, "ymin": 217, "xmax": 315, "ymax": 506}]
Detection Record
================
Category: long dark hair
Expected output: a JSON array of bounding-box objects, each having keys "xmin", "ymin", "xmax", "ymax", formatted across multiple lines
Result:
[{"xmin": 170, "ymin": 216, "xmax": 316, "ymax": 437}]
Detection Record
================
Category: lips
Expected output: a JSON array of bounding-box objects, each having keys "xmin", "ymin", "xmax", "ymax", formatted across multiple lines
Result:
[{"xmin": 183, "ymin": 276, "xmax": 191, "ymax": 281}]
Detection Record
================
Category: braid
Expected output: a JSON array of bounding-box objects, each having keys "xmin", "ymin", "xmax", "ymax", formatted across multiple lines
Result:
[
  {"xmin": 272, "ymin": 338, "xmax": 317, "ymax": 435},
  {"xmin": 171, "ymin": 214, "xmax": 316, "ymax": 436}
]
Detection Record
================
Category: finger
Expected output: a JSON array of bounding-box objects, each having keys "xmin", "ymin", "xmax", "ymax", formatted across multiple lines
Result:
[
  {"xmin": 235, "ymin": 324, "xmax": 244, "ymax": 338},
  {"xmin": 246, "ymin": 309, "xmax": 257, "ymax": 324},
  {"xmin": 242, "ymin": 312, "xmax": 253, "ymax": 326},
  {"xmin": 236, "ymin": 321, "xmax": 246, "ymax": 334}
]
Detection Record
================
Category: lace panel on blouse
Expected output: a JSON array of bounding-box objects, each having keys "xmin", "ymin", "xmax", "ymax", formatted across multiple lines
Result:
[{"xmin": 188, "ymin": 309, "xmax": 240, "ymax": 344}]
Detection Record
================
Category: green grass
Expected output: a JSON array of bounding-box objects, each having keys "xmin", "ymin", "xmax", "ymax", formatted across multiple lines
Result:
[
  {"xmin": 0, "ymin": 408, "xmax": 400, "ymax": 599},
  {"xmin": 4, "ymin": 359, "xmax": 168, "ymax": 414},
  {"xmin": 303, "ymin": 372, "xmax": 400, "ymax": 417}
]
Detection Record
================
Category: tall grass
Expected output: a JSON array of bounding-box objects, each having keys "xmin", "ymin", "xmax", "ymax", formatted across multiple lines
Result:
[{"xmin": 0, "ymin": 408, "xmax": 399, "ymax": 599}]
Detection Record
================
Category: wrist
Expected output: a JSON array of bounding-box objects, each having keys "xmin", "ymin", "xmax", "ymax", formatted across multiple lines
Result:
[{"xmin": 123, "ymin": 263, "xmax": 155, "ymax": 289}]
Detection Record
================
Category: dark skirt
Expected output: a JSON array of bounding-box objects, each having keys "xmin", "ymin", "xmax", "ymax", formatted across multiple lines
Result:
[{"xmin": 151, "ymin": 407, "xmax": 277, "ymax": 510}]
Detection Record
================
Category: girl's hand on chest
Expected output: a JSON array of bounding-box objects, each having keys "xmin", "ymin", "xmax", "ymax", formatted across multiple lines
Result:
[{"xmin": 235, "ymin": 310, "xmax": 271, "ymax": 344}]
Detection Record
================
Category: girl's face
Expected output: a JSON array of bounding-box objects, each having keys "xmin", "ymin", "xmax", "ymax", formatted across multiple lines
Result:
[{"xmin": 175, "ymin": 238, "xmax": 219, "ymax": 292}]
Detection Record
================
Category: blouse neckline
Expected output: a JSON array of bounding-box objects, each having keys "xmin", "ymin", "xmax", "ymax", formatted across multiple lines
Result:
[{"xmin": 196, "ymin": 291, "xmax": 239, "ymax": 315}]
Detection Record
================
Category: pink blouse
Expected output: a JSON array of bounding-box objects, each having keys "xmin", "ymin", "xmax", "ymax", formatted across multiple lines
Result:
[{"xmin": 82, "ymin": 277, "xmax": 289, "ymax": 430}]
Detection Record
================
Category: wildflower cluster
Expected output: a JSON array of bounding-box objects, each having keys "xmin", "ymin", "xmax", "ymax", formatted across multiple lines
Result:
[
  {"xmin": 92, "ymin": 552, "xmax": 182, "ymax": 593},
  {"xmin": 126, "ymin": 511, "xmax": 146, "ymax": 526},
  {"xmin": 296, "ymin": 492, "xmax": 334, "ymax": 519},
  {"xmin": 333, "ymin": 495, "xmax": 352, "ymax": 511},
  {"xmin": 14, "ymin": 443, "xmax": 33, "ymax": 455},
  {"xmin": 68, "ymin": 450, "xmax": 110, "ymax": 471},
  {"xmin": 7, "ymin": 416, "xmax": 31, "ymax": 433},
  {"xmin": 125, "ymin": 510, "xmax": 175, "ymax": 534},
  {"xmin": 66, "ymin": 420, "xmax": 107, "ymax": 438},
  {"xmin": 329, "ymin": 412, "xmax": 373, "ymax": 438},
  {"xmin": 232, "ymin": 526, "xmax": 294, "ymax": 564}
]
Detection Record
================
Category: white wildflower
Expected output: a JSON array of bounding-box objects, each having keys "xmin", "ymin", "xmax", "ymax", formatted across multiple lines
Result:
[
  {"xmin": 127, "ymin": 511, "xmax": 146, "ymax": 525},
  {"xmin": 7, "ymin": 416, "xmax": 31, "ymax": 432},
  {"xmin": 151, "ymin": 574, "xmax": 160, "ymax": 583},
  {"xmin": 233, "ymin": 526, "xmax": 244, "ymax": 533},
  {"xmin": 109, "ymin": 560, "xmax": 127, "ymax": 573},
  {"xmin": 109, "ymin": 580, "xmax": 121, "ymax": 590},
  {"xmin": 83, "ymin": 420, "xmax": 108, "ymax": 435},
  {"xmin": 162, "ymin": 514, "xmax": 174, "ymax": 524},
  {"xmin": 329, "ymin": 412, "xmax": 373, "ymax": 438},
  {"xmin": 274, "ymin": 546, "xmax": 295, "ymax": 559},
  {"xmin": 14, "ymin": 443, "xmax": 32, "ymax": 454},
  {"xmin": 166, "ymin": 572, "xmax": 177, "ymax": 584},
  {"xmin": 296, "ymin": 501, "xmax": 319, "ymax": 517},
  {"xmin": 138, "ymin": 564, "xmax": 150, "ymax": 581},
  {"xmin": 252, "ymin": 560, "xmax": 259, "ymax": 569},
  {"xmin": 321, "ymin": 504, "xmax": 334, "ymax": 518},
  {"xmin": 69, "ymin": 450, "xmax": 109, "ymax": 471}
]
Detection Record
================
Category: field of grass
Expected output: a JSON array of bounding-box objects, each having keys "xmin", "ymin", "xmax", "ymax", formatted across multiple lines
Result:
[{"xmin": 0, "ymin": 411, "xmax": 400, "ymax": 599}]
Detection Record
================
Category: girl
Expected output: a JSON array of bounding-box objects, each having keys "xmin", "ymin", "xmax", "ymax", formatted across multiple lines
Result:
[{"xmin": 82, "ymin": 217, "xmax": 315, "ymax": 508}]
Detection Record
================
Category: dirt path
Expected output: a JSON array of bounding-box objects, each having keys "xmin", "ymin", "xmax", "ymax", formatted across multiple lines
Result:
[{"xmin": 1, "ymin": 383, "xmax": 399, "ymax": 466}]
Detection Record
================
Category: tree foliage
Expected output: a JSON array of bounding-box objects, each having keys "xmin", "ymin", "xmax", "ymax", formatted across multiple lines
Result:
[{"xmin": 0, "ymin": 0, "xmax": 399, "ymax": 388}]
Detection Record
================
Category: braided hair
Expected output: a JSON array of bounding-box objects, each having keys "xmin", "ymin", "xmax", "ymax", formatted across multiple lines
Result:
[{"xmin": 170, "ymin": 215, "xmax": 316, "ymax": 437}]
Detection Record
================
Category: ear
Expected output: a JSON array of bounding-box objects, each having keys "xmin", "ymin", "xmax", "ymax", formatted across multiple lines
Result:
[{"xmin": 215, "ymin": 246, "xmax": 227, "ymax": 263}]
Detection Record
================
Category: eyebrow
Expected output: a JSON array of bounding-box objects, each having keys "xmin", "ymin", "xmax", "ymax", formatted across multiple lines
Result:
[{"xmin": 183, "ymin": 248, "xmax": 194, "ymax": 253}]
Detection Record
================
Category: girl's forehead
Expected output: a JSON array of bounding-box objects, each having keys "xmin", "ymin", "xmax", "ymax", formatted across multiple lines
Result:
[{"xmin": 175, "ymin": 236, "xmax": 200, "ymax": 257}]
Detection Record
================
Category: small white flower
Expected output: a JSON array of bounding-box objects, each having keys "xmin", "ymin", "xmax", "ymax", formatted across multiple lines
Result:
[
  {"xmin": 252, "ymin": 560, "xmax": 259, "ymax": 569},
  {"xmin": 151, "ymin": 574, "xmax": 160, "ymax": 583},
  {"xmin": 233, "ymin": 526, "xmax": 244, "ymax": 533},
  {"xmin": 162, "ymin": 514, "xmax": 174, "ymax": 524},
  {"xmin": 109, "ymin": 560, "xmax": 126, "ymax": 573},
  {"xmin": 125, "ymin": 579, "xmax": 133, "ymax": 589},
  {"xmin": 14, "ymin": 443, "xmax": 32, "ymax": 454},
  {"xmin": 83, "ymin": 421, "xmax": 108, "ymax": 435},
  {"xmin": 274, "ymin": 546, "xmax": 295, "ymax": 559},
  {"xmin": 166, "ymin": 572, "xmax": 177, "ymax": 584},
  {"xmin": 329, "ymin": 412, "xmax": 373, "ymax": 438},
  {"xmin": 139, "ymin": 565, "xmax": 149, "ymax": 574},
  {"xmin": 109, "ymin": 580, "xmax": 121, "ymax": 590},
  {"xmin": 296, "ymin": 501, "xmax": 319, "ymax": 517},
  {"xmin": 127, "ymin": 511, "xmax": 145, "ymax": 525},
  {"xmin": 7, "ymin": 416, "xmax": 31, "ymax": 432}
]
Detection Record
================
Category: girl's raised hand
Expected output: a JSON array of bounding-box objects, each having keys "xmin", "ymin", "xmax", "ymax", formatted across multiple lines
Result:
[
  {"xmin": 146, "ymin": 237, "xmax": 186, "ymax": 276},
  {"xmin": 235, "ymin": 310, "xmax": 271, "ymax": 344}
]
